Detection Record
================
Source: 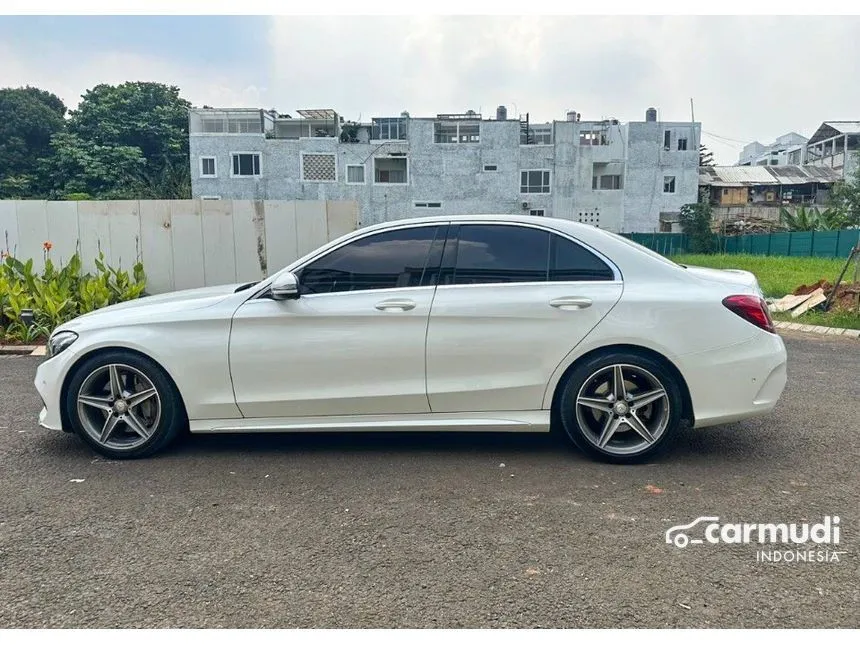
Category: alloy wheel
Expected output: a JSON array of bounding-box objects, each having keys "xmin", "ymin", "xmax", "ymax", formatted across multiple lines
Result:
[
  {"xmin": 574, "ymin": 363, "xmax": 670, "ymax": 456},
  {"xmin": 76, "ymin": 363, "xmax": 162, "ymax": 451}
]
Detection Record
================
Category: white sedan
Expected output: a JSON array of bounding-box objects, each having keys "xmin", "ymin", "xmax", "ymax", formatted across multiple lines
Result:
[{"xmin": 34, "ymin": 215, "xmax": 787, "ymax": 464}]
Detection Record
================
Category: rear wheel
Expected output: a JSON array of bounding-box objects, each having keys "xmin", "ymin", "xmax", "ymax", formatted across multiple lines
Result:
[
  {"xmin": 557, "ymin": 351, "xmax": 683, "ymax": 464},
  {"xmin": 64, "ymin": 350, "xmax": 186, "ymax": 459}
]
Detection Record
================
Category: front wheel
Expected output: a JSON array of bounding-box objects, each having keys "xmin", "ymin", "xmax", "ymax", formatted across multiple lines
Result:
[
  {"xmin": 64, "ymin": 350, "xmax": 186, "ymax": 459},
  {"xmin": 557, "ymin": 351, "xmax": 684, "ymax": 464}
]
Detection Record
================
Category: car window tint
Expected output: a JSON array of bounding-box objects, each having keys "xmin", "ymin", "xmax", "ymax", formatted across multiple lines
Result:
[
  {"xmin": 549, "ymin": 234, "xmax": 615, "ymax": 281},
  {"xmin": 453, "ymin": 225, "xmax": 550, "ymax": 284},
  {"xmin": 298, "ymin": 226, "xmax": 440, "ymax": 294}
]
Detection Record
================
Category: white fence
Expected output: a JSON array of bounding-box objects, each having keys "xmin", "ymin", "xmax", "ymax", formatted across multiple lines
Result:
[{"xmin": 0, "ymin": 200, "xmax": 359, "ymax": 294}]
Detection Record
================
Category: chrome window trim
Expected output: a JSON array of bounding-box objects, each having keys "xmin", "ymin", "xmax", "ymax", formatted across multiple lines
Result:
[{"xmin": 248, "ymin": 219, "xmax": 622, "ymax": 301}]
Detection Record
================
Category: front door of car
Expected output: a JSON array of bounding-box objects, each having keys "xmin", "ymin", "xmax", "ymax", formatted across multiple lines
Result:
[
  {"xmin": 229, "ymin": 224, "xmax": 447, "ymax": 418},
  {"xmin": 425, "ymin": 223, "xmax": 623, "ymax": 412}
]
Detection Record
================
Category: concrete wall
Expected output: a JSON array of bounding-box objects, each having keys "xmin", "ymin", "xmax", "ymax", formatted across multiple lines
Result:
[
  {"xmin": 622, "ymin": 122, "xmax": 701, "ymax": 233},
  {"xmin": 190, "ymin": 116, "xmax": 700, "ymax": 233},
  {"xmin": 0, "ymin": 199, "xmax": 358, "ymax": 294}
]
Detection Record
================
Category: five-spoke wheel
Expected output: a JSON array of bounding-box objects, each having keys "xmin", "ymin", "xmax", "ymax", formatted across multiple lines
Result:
[
  {"xmin": 558, "ymin": 351, "xmax": 683, "ymax": 463},
  {"xmin": 64, "ymin": 351, "xmax": 185, "ymax": 459}
]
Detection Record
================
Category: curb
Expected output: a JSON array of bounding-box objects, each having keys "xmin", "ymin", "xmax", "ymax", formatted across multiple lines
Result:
[
  {"xmin": 0, "ymin": 345, "xmax": 46, "ymax": 356},
  {"xmin": 774, "ymin": 321, "xmax": 860, "ymax": 338}
]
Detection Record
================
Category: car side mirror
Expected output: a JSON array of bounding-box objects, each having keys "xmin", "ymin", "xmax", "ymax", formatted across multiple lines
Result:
[{"xmin": 270, "ymin": 272, "xmax": 300, "ymax": 300}]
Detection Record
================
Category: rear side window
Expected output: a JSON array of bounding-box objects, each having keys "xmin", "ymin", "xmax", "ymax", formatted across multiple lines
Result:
[
  {"xmin": 453, "ymin": 225, "xmax": 549, "ymax": 284},
  {"xmin": 549, "ymin": 235, "xmax": 615, "ymax": 281},
  {"xmin": 297, "ymin": 225, "xmax": 443, "ymax": 294},
  {"xmin": 447, "ymin": 224, "xmax": 615, "ymax": 285}
]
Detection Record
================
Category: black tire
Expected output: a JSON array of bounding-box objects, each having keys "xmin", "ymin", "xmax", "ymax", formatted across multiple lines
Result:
[
  {"xmin": 63, "ymin": 350, "xmax": 187, "ymax": 459},
  {"xmin": 557, "ymin": 350, "xmax": 683, "ymax": 464}
]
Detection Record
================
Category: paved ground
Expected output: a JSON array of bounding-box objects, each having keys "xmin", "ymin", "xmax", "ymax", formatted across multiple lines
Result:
[{"xmin": 0, "ymin": 331, "xmax": 858, "ymax": 628}]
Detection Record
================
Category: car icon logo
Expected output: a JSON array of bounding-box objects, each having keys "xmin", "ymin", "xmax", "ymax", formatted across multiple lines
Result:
[{"xmin": 665, "ymin": 516, "xmax": 720, "ymax": 548}]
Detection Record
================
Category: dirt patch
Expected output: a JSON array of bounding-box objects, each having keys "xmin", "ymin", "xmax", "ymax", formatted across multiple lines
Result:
[{"xmin": 793, "ymin": 280, "xmax": 860, "ymax": 311}]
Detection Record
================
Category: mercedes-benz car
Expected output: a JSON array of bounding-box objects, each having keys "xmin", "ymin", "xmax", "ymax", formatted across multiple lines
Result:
[{"xmin": 34, "ymin": 215, "xmax": 787, "ymax": 463}]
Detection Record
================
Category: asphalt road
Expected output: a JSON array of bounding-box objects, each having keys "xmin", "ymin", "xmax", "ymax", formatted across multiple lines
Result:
[{"xmin": 1, "ymin": 331, "xmax": 858, "ymax": 628}]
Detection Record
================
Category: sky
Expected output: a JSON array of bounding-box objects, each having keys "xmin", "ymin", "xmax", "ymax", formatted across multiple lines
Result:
[{"xmin": 1, "ymin": 14, "xmax": 859, "ymax": 165}]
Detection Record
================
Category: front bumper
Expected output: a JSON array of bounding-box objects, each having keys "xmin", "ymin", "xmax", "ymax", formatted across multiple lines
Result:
[
  {"xmin": 678, "ymin": 331, "xmax": 788, "ymax": 429},
  {"xmin": 34, "ymin": 350, "xmax": 75, "ymax": 431}
]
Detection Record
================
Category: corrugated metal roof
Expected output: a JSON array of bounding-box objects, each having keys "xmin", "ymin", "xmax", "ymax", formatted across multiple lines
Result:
[
  {"xmin": 823, "ymin": 121, "xmax": 860, "ymax": 133},
  {"xmin": 699, "ymin": 165, "xmax": 842, "ymax": 186}
]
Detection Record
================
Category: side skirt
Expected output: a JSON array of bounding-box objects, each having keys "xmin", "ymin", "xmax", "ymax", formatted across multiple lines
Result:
[{"xmin": 189, "ymin": 410, "xmax": 551, "ymax": 434}]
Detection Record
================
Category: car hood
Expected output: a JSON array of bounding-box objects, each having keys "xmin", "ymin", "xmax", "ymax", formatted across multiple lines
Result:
[
  {"xmin": 683, "ymin": 265, "xmax": 762, "ymax": 294},
  {"xmin": 57, "ymin": 283, "xmax": 246, "ymax": 332}
]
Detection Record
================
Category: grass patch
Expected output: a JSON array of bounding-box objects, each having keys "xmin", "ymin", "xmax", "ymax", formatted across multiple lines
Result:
[
  {"xmin": 672, "ymin": 253, "xmax": 860, "ymax": 330},
  {"xmin": 671, "ymin": 253, "xmax": 847, "ymax": 298}
]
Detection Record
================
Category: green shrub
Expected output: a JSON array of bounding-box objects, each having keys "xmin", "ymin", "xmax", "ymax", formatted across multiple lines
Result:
[{"xmin": 0, "ymin": 245, "xmax": 146, "ymax": 343}]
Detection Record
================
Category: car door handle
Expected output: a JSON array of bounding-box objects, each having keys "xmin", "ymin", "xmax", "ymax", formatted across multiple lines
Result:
[
  {"xmin": 374, "ymin": 298, "xmax": 417, "ymax": 312},
  {"xmin": 549, "ymin": 296, "xmax": 593, "ymax": 310}
]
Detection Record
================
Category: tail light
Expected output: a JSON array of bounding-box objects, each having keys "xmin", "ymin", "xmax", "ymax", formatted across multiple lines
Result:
[{"xmin": 722, "ymin": 294, "xmax": 776, "ymax": 334}]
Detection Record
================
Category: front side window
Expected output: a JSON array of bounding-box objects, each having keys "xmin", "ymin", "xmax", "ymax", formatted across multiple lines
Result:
[
  {"xmin": 521, "ymin": 170, "xmax": 551, "ymax": 194},
  {"xmin": 297, "ymin": 226, "xmax": 443, "ymax": 294},
  {"xmin": 232, "ymin": 153, "xmax": 261, "ymax": 177}
]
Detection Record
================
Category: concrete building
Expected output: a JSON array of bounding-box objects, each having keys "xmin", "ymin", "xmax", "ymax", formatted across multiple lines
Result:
[
  {"xmin": 189, "ymin": 106, "xmax": 700, "ymax": 233},
  {"xmin": 737, "ymin": 132, "xmax": 808, "ymax": 167}
]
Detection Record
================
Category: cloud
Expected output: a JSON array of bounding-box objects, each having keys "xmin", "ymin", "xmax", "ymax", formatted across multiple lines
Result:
[
  {"xmin": 268, "ymin": 15, "xmax": 860, "ymax": 164},
  {"xmin": 0, "ymin": 42, "xmax": 269, "ymax": 111}
]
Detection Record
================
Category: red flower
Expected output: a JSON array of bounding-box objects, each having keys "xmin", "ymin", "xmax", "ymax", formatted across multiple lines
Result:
[{"xmin": 43, "ymin": 241, "xmax": 53, "ymax": 252}]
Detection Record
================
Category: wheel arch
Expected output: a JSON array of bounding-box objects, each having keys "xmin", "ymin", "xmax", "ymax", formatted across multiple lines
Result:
[
  {"xmin": 547, "ymin": 343, "xmax": 694, "ymax": 425},
  {"xmin": 59, "ymin": 345, "xmax": 189, "ymax": 433}
]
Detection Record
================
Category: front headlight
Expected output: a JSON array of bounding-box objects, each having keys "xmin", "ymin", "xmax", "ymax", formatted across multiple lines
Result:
[{"xmin": 47, "ymin": 331, "xmax": 78, "ymax": 358}]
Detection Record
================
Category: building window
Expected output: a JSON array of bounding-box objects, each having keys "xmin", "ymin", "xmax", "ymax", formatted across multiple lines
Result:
[
  {"xmin": 579, "ymin": 131, "xmax": 607, "ymax": 146},
  {"xmin": 769, "ymin": 159, "xmax": 779, "ymax": 165},
  {"xmin": 520, "ymin": 170, "xmax": 551, "ymax": 194},
  {"xmin": 434, "ymin": 121, "xmax": 480, "ymax": 143},
  {"xmin": 374, "ymin": 157, "xmax": 408, "ymax": 184},
  {"xmin": 371, "ymin": 117, "xmax": 407, "ymax": 141},
  {"xmin": 663, "ymin": 176, "xmax": 676, "ymax": 193},
  {"xmin": 483, "ymin": 164, "xmax": 498, "ymax": 171},
  {"xmin": 663, "ymin": 130, "xmax": 671, "ymax": 150},
  {"xmin": 723, "ymin": 188, "xmax": 729, "ymax": 195},
  {"xmin": 414, "ymin": 202, "xmax": 442, "ymax": 209},
  {"xmin": 231, "ymin": 153, "xmax": 261, "ymax": 177},
  {"xmin": 522, "ymin": 127, "xmax": 553, "ymax": 145},
  {"xmin": 301, "ymin": 153, "xmax": 337, "ymax": 182},
  {"xmin": 592, "ymin": 175, "xmax": 622, "ymax": 190},
  {"xmin": 677, "ymin": 138, "xmax": 688, "ymax": 151},
  {"xmin": 529, "ymin": 209, "xmax": 545, "ymax": 217},
  {"xmin": 199, "ymin": 156, "xmax": 217, "ymax": 178},
  {"xmin": 346, "ymin": 164, "xmax": 365, "ymax": 184}
]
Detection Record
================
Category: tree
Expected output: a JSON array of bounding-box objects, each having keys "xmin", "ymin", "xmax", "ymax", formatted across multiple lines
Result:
[
  {"xmin": 827, "ymin": 152, "xmax": 860, "ymax": 228},
  {"xmin": 68, "ymin": 82, "xmax": 192, "ymax": 198},
  {"xmin": 698, "ymin": 144, "xmax": 715, "ymax": 167},
  {"xmin": 679, "ymin": 189, "xmax": 716, "ymax": 253},
  {"xmin": 35, "ymin": 133, "xmax": 147, "ymax": 200},
  {"xmin": 0, "ymin": 86, "xmax": 67, "ymax": 197}
]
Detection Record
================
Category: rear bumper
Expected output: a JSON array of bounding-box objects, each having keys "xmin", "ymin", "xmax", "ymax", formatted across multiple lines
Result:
[{"xmin": 678, "ymin": 332, "xmax": 787, "ymax": 429}]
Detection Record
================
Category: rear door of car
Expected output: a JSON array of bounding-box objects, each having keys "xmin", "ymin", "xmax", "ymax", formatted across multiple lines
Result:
[{"xmin": 425, "ymin": 222, "xmax": 623, "ymax": 413}]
